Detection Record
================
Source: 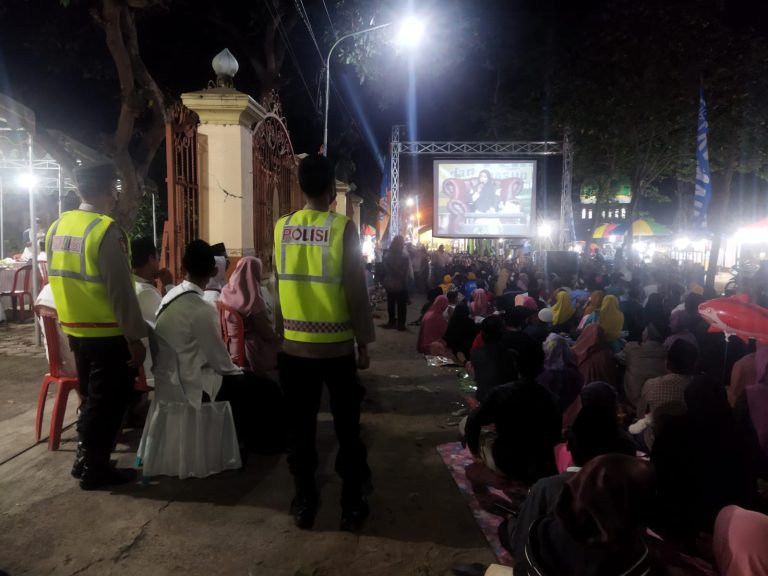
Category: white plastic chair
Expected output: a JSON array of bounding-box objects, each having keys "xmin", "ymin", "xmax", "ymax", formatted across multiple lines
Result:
[{"xmin": 136, "ymin": 325, "xmax": 241, "ymax": 479}]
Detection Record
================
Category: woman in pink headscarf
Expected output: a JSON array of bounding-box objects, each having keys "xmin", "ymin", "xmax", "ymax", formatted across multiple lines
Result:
[
  {"xmin": 470, "ymin": 288, "xmax": 488, "ymax": 317},
  {"xmin": 417, "ymin": 295, "xmax": 449, "ymax": 354},
  {"xmin": 220, "ymin": 256, "xmax": 281, "ymax": 380},
  {"xmin": 713, "ymin": 505, "xmax": 768, "ymax": 576}
]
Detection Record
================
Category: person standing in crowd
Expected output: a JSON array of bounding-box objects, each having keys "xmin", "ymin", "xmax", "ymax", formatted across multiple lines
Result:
[
  {"xmin": 431, "ymin": 244, "xmax": 450, "ymax": 287},
  {"xmin": 381, "ymin": 235, "xmax": 412, "ymax": 331},
  {"xmin": 46, "ymin": 163, "xmax": 146, "ymax": 490},
  {"xmin": 274, "ymin": 154, "xmax": 374, "ymax": 531}
]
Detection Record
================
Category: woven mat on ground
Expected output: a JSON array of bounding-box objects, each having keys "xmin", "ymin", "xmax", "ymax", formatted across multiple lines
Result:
[{"xmin": 437, "ymin": 441, "xmax": 529, "ymax": 566}]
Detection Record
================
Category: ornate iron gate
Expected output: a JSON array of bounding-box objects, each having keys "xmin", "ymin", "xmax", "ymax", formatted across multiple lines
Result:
[
  {"xmin": 162, "ymin": 101, "xmax": 199, "ymax": 281},
  {"xmin": 252, "ymin": 92, "xmax": 299, "ymax": 272}
]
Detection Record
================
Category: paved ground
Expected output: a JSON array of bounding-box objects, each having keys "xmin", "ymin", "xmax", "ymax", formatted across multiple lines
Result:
[{"xmin": 0, "ymin": 304, "xmax": 495, "ymax": 576}]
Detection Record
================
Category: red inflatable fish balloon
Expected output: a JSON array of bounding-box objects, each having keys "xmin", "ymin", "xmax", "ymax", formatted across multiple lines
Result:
[{"xmin": 698, "ymin": 294, "xmax": 768, "ymax": 344}]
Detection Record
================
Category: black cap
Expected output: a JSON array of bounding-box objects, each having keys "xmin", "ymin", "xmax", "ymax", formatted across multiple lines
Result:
[
  {"xmin": 73, "ymin": 162, "xmax": 119, "ymax": 200},
  {"xmin": 210, "ymin": 242, "xmax": 227, "ymax": 256},
  {"xmin": 73, "ymin": 162, "xmax": 118, "ymax": 187}
]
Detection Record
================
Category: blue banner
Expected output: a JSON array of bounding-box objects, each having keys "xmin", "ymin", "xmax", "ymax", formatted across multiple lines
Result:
[{"xmin": 693, "ymin": 90, "xmax": 712, "ymax": 229}]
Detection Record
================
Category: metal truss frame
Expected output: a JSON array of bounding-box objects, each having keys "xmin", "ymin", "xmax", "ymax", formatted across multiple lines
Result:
[{"xmin": 389, "ymin": 126, "xmax": 575, "ymax": 248}]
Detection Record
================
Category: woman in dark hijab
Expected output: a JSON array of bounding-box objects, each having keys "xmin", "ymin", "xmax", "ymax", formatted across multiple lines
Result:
[
  {"xmin": 443, "ymin": 300, "xmax": 478, "ymax": 364},
  {"xmin": 516, "ymin": 454, "xmax": 658, "ymax": 576}
]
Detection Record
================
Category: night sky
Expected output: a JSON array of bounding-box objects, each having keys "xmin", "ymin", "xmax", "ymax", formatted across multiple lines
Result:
[{"xmin": 2, "ymin": 0, "xmax": 768, "ymax": 231}]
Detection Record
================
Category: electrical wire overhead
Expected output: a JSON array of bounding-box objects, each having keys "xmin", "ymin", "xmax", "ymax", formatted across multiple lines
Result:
[{"xmin": 261, "ymin": 0, "xmax": 318, "ymax": 109}]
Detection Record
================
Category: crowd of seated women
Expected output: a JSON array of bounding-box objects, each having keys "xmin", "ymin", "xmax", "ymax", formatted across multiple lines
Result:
[{"xmin": 418, "ymin": 261, "xmax": 768, "ymax": 575}]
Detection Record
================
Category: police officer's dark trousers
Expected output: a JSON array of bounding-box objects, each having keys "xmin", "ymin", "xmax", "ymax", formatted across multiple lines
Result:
[
  {"xmin": 279, "ymin": 353, "xmax": 370, "ymax": 507},
  {"xmin": 69, "ymin": 335, "xmax": 136, "ymax": 472}
]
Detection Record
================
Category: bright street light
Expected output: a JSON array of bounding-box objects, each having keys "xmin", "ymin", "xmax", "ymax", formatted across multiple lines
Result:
[
  {"xmin": 323, "ymin": 16, "xmax": 426, "ymax": 156},
  {"xmin": 405, "ymin": 197, "xmax": 415, "ymax": 207},
  {"xmin": 17, "ymin": 173, "xmax": 37, "ymax": 189},
  {"xmin": 538, "ymin": 222, "xmax": 553, "ymax": 238},
  {"xmin": 396, "ymin": 16, "xmax": 425, "ymax": 48}
]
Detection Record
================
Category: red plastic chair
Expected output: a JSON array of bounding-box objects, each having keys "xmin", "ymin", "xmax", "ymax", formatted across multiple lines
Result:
[
  {"xmin": 1, "ymin": 264, "xmax": 33, "ymax": 321},
  {"xmin": 34, "ymin": 304, "xmax": 81, "ymax": 450},
  {"xmin": 216, "ymin": 301, "xmax": 247, "ymax": 368}
]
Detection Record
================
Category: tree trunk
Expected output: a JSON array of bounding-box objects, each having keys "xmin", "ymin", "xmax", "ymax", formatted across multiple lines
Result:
[
  {"xmin": 705, "ymin": 165, "xmax": 736, "ymax": 291},
  {"xmin": 91, "ymin": 0, "xmax": 168, "ymax": 229}
]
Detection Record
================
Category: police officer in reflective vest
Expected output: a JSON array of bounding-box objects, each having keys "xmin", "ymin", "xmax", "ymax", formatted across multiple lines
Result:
[
  {"xmin": 46, "ymin": 163, "xmax": 147, "ymax": 490},
  {"xmin": 275, "ymin": 154, "xmax": 375, "ymax": 531}
]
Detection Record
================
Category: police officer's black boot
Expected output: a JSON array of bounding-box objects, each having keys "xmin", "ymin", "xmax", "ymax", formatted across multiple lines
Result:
[
  {"xmin": 71, "ymin": 442, "xmax": 86, "ymax": 479},
  {"xmin": 78, "ymin": 445, "xmax": 136, "ymax": 491},
  {"xmin": 290, "ymin": 476, "xmax": 319, "ymax": 530},
  {"xmin": 339, "ymin": 483, "xmax": 369, "ymax": 532}
]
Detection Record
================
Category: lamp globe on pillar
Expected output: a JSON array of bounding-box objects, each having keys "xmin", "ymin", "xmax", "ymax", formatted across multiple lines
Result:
[{"xmin": 212, "ymin": 48, "xmax": 239, "ymax": 88}]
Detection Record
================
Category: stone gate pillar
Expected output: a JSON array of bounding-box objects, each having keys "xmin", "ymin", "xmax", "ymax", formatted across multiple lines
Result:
[{"xmin": 181, "ymin": 49, "xmax": 264, "ymax": 258}]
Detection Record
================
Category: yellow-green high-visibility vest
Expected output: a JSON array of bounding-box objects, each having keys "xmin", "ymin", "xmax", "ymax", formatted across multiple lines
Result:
[
  {"xmin": 46, "ymin": 209, "xmax": 125, "ymax": 338},
  {"xmin": 274, "ymin": 209, "xmax": 353, "ymax": 343}
]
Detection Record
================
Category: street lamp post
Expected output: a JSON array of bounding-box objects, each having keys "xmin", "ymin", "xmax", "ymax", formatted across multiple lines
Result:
[
  {"xmin": 323, "ymin": 16, "xmax": 425, "ymax": 156},
  {"xmin": 323, "ymin": 22, "xmax": 392, "ymax": 156}
]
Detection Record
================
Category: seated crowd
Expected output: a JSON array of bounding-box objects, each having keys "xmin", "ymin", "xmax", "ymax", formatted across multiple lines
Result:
[{"xmin": 415, "ymin": 256, "xmax": 768, "ymax": 574}]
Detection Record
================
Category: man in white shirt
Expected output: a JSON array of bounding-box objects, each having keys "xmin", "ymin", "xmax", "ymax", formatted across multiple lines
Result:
[
  {"xmin": 131, "ymin": 237, "xmax": 174, "ymax": 389},
  {"xmin": 131, "ymin": 238, "xmax": 164, "ymax": 324},
  {"xmin": 154, "ymin": 239, "xmax": 281, "ymax": 455}
]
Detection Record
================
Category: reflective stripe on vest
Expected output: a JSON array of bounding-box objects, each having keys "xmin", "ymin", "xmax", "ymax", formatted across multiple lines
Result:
[
  {"xmin": 46, "ymin": 210, "xmax": 124, "ymax": 338},
  {"xmin": 275, "ymin": 209, "xmax": 353, "ymax": 344}
]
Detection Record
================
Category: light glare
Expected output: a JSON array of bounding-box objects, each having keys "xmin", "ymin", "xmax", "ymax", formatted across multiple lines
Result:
[
  {"xmin": 396, "ymin": 16, "xmax": 425, "ymax": 48},
  {"xmin": 17, "ymin": 173, "xmax": 37, "ymax": 189}
]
